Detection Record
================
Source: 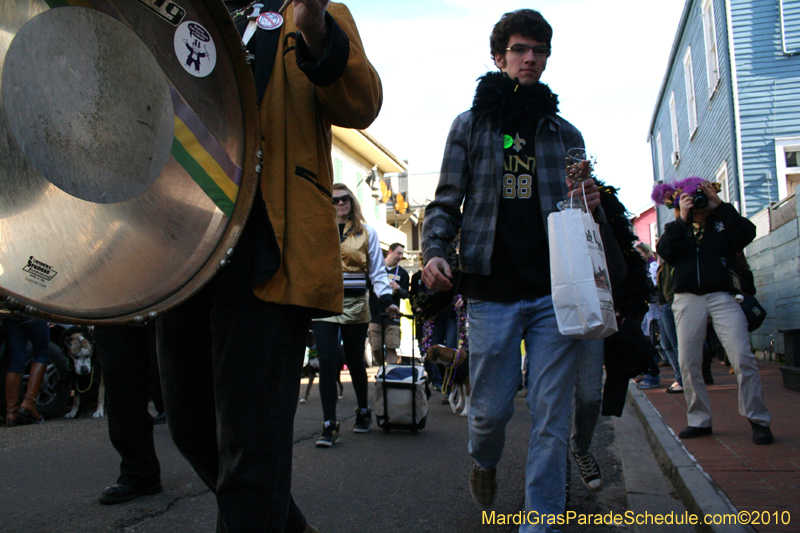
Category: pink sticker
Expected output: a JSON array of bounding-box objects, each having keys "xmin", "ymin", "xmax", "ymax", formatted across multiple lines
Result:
[{"xmin": 256, "ymin": 12, "xmax": 283, "ymax": 31}]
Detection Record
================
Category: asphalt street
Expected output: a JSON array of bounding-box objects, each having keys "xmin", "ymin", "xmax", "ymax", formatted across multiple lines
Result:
[{"xmin": 0, "ymin": 371, "xmax": 688, "ymax": 533}]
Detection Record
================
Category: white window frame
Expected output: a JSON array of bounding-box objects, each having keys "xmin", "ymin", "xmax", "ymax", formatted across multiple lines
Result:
[
  {"xmin": 775, "ymin": 136, "xmax": 800, "ymax": 199},
  {"xmin": 669, "ymin": 92, "xmax": 680, "ymax": 167},
  {"xmin": 684, "ymin": 48, "xmax": 698, "ymax": 138},
  {"xmin": 649, "ymin": 222, "xmax": 658, "ymax": 246},
  {"xmin": 714, "ymin": 160, "xmax": 730, "ymax": 203},
  {"xmin": 779, "ymin": 0, "xmax": 800, "ymax": 55},
  {"xmin": 702, "ymin": 0, "xmax": 720, "ymax": 97},
  {"xmin": 656, "ymin": 132, "xmax": 664, "ymax": 181}
]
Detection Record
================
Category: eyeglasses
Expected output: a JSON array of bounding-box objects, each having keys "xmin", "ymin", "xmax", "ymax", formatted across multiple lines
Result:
[
  {"xmin": 332, "ymin": 194, "xmax": 351, "ymax": 205},
  {"xmin": 505, "ymin": 44, "xmax": 550, "ymax": 58}
]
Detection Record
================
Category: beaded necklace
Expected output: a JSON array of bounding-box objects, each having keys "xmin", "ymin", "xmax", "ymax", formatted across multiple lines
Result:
[{"xmin": 692, "ymin": 221, "xmax": 706, "ymax": 245}]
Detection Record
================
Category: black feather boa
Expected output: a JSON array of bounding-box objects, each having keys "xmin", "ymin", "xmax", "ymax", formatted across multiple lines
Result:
[
  {"xmin": 471, "ymin": 72, "xmax": 560, "ymax": 128},
  {"xmin": 597, "ymin": 181, "xmax": 651, "ymax": 319}
]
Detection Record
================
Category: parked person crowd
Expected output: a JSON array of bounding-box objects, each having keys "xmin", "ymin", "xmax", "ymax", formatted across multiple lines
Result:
[
  {"xmin": 654, "ymin": 177, "xmax": 773, "ymax": 445},
  {"xmin": 4, "ymin": 317, "xmax": 50, "ymax": 427},
  {"xmin": 369, "ymin": 242, "xmax": 409, "ymax": 365},
  {"xmin": 153, "ymin": 1, "xmax": 383, "ymax": 531},
  {"xmin": 422, "ymin": 9, "xmax": 604, "ymax": 530},
  {"xmin": 313, "ymin": 183, "xmax": 398, "ymax": 447},
  {"xmin": 635, "ymin": 242, "xmax": 662, "ymax": 390}
]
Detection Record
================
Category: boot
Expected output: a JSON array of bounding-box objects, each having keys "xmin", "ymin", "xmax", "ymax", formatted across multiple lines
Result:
[
  {"xmin": 17, "ymin": 362, "xmax": 46, "ymax": 424},
  {"xmin": 5, "ymin": 373, "xmax": 22, "ymax": 427}
]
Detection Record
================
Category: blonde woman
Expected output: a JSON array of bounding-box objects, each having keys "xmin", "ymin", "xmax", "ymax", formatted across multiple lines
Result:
[{"xmin": 313, "ymin": 184, "xmax": 398, "ymax": 447}]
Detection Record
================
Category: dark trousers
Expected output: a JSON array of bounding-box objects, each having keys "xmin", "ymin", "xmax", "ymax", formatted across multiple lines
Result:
[
  {"xmin": 94, "ymin": 324, "xmax": 161, "ymax": 489},
  {"xmin": 6, "ymin": 319, "xmax": 50, "ymax": 373},
  {"xmin": 156, "ymin": 200, "xmax": 311, "ymax": 532},
  {"xmin": 312, "ymin": 320, "xmax": 369, "ymax": 422}
]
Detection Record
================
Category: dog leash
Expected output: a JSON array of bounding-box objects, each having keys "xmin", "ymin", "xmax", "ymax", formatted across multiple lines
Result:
[
  {"xmin": 440, "ymin": 349, "xmax": 464, "ymax": 395},
  {"xmin": 74, "ymin": 365, "xmax": 95, "ymax": 394}
]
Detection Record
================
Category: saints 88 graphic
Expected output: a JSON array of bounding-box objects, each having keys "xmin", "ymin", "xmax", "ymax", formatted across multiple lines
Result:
[{"xmin": 503, "ymin": 174, "xmax": 533, "ymax": 199}]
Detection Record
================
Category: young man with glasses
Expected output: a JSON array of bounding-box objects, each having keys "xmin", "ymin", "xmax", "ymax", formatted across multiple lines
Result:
[{"xmin": 422, "ymin": 9, "xmax": 601, "ymax": 531}]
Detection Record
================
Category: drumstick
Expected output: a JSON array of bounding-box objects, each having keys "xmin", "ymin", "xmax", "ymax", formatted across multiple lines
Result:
[{"xmin": 278, "ymin": 0, "xmax": 292, "ymax": 14}]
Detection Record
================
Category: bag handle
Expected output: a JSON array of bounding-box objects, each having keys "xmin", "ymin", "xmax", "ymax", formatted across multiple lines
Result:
[{"xmin": 568, "ymin": 181, "xmax": 590, "ymax": 212}]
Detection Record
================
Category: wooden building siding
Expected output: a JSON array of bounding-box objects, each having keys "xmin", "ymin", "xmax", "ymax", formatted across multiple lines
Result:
[
  {"xmin": 649, "ymin": 0, "xmax": 736, "ymax": 235},
  {"xmin": 731, "ymin": 0, "xmax": 800, "ymax": 215}
]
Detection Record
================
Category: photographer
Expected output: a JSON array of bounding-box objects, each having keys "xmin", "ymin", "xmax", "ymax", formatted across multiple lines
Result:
[{"xmin": 655, "ymin": 177, "xmax": 772, "ymax": 445}]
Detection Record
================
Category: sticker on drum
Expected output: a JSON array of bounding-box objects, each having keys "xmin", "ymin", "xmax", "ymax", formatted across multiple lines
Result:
[
  {"xmin": 174, "ymin": 21, "xmax": 217, "ymax": 77},
  {"xmin": 23, "ymin": 256, "xmax": 59, "ymax": 286}
]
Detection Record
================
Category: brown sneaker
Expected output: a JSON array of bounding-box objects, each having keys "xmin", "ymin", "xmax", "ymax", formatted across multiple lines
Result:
[{"xmin": 469, "ymin": 462, "xmax": 496, "ymax": 508}]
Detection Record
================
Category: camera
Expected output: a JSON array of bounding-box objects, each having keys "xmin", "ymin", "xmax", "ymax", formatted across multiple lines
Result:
[{"xmin": 693, "ymin": 188, "xmax": 709, "ymax": 209}]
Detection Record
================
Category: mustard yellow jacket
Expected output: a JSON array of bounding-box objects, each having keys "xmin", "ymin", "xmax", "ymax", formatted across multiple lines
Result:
[{"xmin": 254, "ymin": 3, "xmax": 382, "ymax": 317}]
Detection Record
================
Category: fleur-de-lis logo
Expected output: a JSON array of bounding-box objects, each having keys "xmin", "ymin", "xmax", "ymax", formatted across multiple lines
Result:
[
  {"xmin": 715, "ymin": 221, "xmax": 725, "ymax": 232},
  {"xmin": 513, "ymin": 133, "xmax": 526, "ymax": 153}
]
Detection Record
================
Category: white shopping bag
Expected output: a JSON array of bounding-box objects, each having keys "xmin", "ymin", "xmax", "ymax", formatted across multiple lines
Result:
[{"xmin": 548, "ymin": 202, "xmax": 617, "ymax": 339}]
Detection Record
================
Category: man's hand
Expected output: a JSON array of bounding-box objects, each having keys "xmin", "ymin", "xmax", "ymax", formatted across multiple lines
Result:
[
  {"xmin": 566, "ymin": 177, "xmax": 601, "ymax": 213},
  {"xmin": 385, "ymin": 304, "xmax": 400, "ymax": 319},
  {"xmin": 679, "ymin": 193, "xmax": 694, "ymax": 222},
  {"xmin": 389, "ymin": 281, "xmax": 400, "ymax": 291},
  {"xmin": 293, "ymin": 0, "xmax": 330, "ymax": 59},
  {"xmin": 422, "ymin": 257, "xmax": 453, "ymax": 291}
]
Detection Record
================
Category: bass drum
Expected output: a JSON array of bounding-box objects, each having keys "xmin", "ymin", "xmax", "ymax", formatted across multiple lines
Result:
[{"xmin": 0, "ymin": 0, "xmax": 261, "ymax": 324}]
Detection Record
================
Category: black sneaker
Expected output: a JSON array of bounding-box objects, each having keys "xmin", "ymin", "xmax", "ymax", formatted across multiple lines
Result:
[
  {"xmin": 750, "ymin": 421, "xmax": 773, "ymax": 445},
  {"xmin": 469, "ymin": 462, "xmax": 496, "ymax": 508},
  {"xmin": 353, "ymin": 407, "xmax": 372, "ymax": 433},
  {"xmin": 315, "ymin": 420, "xmax": 340, "ymax": 447},
  {"xmin": 573, "ymin": 450, "xmax": 603, "ymax": 491}
]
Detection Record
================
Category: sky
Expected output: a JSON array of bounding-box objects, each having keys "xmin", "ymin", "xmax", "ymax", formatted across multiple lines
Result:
[{"xmin": 341, "ymin": 0, "xmax": 687, "ymax": 213}]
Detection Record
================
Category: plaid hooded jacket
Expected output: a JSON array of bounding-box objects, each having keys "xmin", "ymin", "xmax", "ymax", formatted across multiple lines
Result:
[{"xmin": 422, "ymin": 104, "xmax": 585, "ymax": 277}]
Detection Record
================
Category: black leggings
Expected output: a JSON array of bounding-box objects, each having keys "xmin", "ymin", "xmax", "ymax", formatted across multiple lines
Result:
[{"xmin": 312, "ymin": 321, "xmax": 369, "ymax": 422}]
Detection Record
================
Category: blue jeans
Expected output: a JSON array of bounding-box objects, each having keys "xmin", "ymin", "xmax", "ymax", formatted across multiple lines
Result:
[
  {"xmin": 659, "ymin": 303, "xmax": 681, "ymax": 385},
  {"xmin": 572, "ymin": 340, "xmax": 604, "ymax": 455},
  {"xmin": 6, "ymin": 319, "xmax": 50, "ymax": 374},
  {"xmin": 467, "ymin": 296, "xmax": 583, "ymax": 533}
]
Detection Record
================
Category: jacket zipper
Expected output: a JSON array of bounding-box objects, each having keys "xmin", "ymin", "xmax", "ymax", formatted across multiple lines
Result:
[{"xmin": 696, "ymin": 246, "xmax": 701, "ymax": 289}]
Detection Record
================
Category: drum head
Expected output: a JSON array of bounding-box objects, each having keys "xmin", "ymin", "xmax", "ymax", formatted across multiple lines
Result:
[{"xmin": 0, "ymin": 0, "xmax": 259, "ymax": 324}]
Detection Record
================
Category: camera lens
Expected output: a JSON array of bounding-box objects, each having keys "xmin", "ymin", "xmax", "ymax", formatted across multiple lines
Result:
[{"xmin": 693, "ymin": 190, "xmax": 708, "ymax": 209}]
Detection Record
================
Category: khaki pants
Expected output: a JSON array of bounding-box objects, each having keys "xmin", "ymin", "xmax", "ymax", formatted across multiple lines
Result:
[
  {"xmin": 672, "ymin": 292, "xmax": 770, "ymax": 428},
  {"xmin": 369, "ymin": 323, "xmax": 400, "ymax": 365}
]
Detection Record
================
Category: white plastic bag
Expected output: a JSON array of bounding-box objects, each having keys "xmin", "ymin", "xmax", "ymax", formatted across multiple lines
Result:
[{"xmin": 548, "ymin": 201, "xmax": 617, "ymax": 340}]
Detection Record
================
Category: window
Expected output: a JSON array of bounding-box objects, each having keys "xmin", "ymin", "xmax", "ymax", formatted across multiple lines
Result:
[
  {"xmin": 780, "ymin": 0, "xmax": 800, "ymax": 54},
  {"xmin": 702, "ymin": 0, "xmax": 720, "ymax": 96},
  {"xmin": 333, "ymin": 158, "xmax": 343, "ymax": 183},
  {"xmin": 715, "ymin": 160, "xmax": 729, "ymax": 203},
  {"xmin": 684, "ymin": 48, "xmax": 698, "ymax": 137},
  {"xmin": 775, "ymin": 137, "xmax": 800, "ymax": 198},
  {"xmin": 356, "ymin": 172, "xmax": 365, "ymax": 204},
  {"xmin": 669, "ymin": 92, "xmax": 680, "ymax": 166},
  {"xmin": 656, "ymin": 132, "xmax": 664, "ymax": 180}
]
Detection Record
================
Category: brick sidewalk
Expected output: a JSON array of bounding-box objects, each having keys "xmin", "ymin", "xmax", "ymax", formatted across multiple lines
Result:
[{"xmin": 641, "ymin": 360, "xmax": 800, "ymax": 532}]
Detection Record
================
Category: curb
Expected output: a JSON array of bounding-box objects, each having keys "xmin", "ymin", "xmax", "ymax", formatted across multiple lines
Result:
[{"xmin": 626, "ymin": 382, "xmax": 755, "ymax": 533}]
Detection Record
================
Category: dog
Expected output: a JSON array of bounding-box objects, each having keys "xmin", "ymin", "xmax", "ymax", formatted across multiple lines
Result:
[
  {"xmin": 425, "ymin": 344, "xmax": 470, "ymax": 416},
  {"xmin": 299, "ymin": 331, "xmax": 344, "ymax": 404},
  {"xmin": 63, "ymin": 329, "xmax": 105, "ymax": 419}
]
